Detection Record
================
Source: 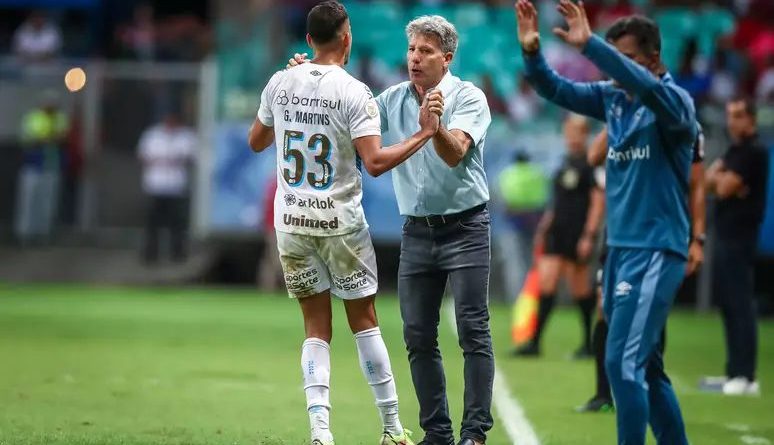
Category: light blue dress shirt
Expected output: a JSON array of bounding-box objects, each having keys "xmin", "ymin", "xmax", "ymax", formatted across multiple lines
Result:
[{"xmin": 375, "ymin": 71, "xmax": 492, "ymax": 217}]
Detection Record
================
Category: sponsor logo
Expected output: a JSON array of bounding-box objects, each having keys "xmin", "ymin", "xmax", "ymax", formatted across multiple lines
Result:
[
  {"xmin": 276, "ymin": 89, "xmax": 289, "ymax": 106},
  {"xmin": 615, "ymin": 281, "xmax": 633, "ymax": 296},
  {"xmin": 283, "ymin": 195, "xmax": 335, "ymax": 209},
  {"xmin": 275, "ymin": 90, "xmax": 342, "ymax": 110},
  {"xmin": 607, "ymin": 145, "xmax": 651, "ymax": 163},
  {"xmin": 332, "ymin": 269, "xmax": 369, "ymax": 291},
  {"xmin": 285, "ymin": 268, "xmax": 320, "ymax": 293},
  {"xmin": 283, "ymin": 214, "xmax": 339, "ymax": 230},
  {"xmin": 310, "ymin": 70, "xmax": 322, "ymax": 76},
  {"xmin": 284, "ymin": 194, "xmax": 297, "ymax": 206}
]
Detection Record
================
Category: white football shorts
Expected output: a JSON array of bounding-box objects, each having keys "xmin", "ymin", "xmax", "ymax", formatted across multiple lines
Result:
[{"xmin": 275, "ymin": 227, "xmax": 378, "ymax": 300}]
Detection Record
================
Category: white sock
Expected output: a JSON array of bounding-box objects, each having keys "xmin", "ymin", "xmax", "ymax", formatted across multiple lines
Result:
[
  {"xmin": 302, "ymin": 338, "xmax": 332, "ymax": 441},
  {"xmin": 354, "ymin": 327, "xmax": 403, "ymax": 435}
]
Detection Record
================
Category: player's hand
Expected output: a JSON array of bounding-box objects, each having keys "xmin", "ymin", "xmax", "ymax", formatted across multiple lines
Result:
[
  {"xmin": 286, "ymin": 52, "xmax": 309, "ymax": 69},
  {"xmin": 686, "ymin": 239, "xmax": 704, "ymax": 276},
  {"xmin": 426, "ymin": 90, "xmax": 444, "ymax": 117},
  {"xmin": 515, "ymin": 0, "xmax": 541, "ymax": 53},
  {"xmin": 418, "ymin": 93, "xmax": 441, "ymax": 136},
  {"xmin": 577, "ymin": 233, "xmax": 594, "ymax": 262},
  {"xmin": 553, "ymin": 0, "xmax": 593, "ymax": 50}
]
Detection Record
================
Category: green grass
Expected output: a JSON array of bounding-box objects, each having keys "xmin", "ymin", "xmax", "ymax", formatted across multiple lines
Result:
[{"xmin": 0, "ymin": 283, "xmax": 771, "ymax": 444}]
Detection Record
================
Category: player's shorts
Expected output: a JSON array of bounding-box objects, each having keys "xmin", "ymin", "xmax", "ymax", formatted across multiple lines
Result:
[
  {"xmin": 544, "ymin": 223, "xmax": 584, "ymax": 262},
  {"xmin": 276, "ymin": 226, "xmax": 378, "ymax": 300}
]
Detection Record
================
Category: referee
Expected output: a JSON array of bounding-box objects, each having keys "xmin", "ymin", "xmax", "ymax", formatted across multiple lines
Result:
[
  {"xmin": 517, "ymin": 2, "xmax": 696, "ymax": 443},
  {"xmin": 514, "ymin": 114, "xmax": 604, "ymax": 358}
]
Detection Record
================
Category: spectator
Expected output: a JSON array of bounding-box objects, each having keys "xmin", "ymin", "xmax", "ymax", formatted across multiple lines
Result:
[
  {"xmin": 354, "ymin": 48, "xmax": 393, "ymax": 93},
  {"xmin": 481, "ymin": 73, "xmax": 508, "ymax": 116},
  {"xmin": 137, "ymin": 110, "xmax": 197, "ymax": 264},
  {"xmin": 507, "ymin": 73, "xmax": 542, "ymax": 123},
  {"xmin": 704, "ymin": 97, "xmax": 769, "ymax": 396},
  {"xmin": 756, "ymin": 55, "xmax": 774, "ymax": 103},
  {"xmin": 12, "ymin": 11, "xmax": 62, "ymax": 63},
  {"xmin": 496, "ymin": 151, "xmax": 549, "ymax": 301},
  {"xmin": 14, "ymin": 91, "xmax": 68, "ymax": 245},
  {"xmin": 116, "ymin": 3, "xmax": 156, "ymax": 61},
  {"xmin": 675, "ymin": 39, "xmax": 711, "ymax": 106},
  {"xmin": 708, "ymin": 45, "xmax": 740, "ymax": 106}
]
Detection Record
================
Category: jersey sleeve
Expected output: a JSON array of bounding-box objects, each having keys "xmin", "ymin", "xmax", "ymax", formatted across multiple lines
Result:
[
  {"xmin": 347, "ymin": 82, "xmax": 382, "ymax": 140},
  {"xmin": 257, "ymin": 71, "xmax": 282, "ymax": 127},
  {"xmin": 692, "ymin": 125, "xmax": 705, "ymax": 163},
  {"xmin": 447, "ymin": 85, "xmax": 492, "ymax": 147}
]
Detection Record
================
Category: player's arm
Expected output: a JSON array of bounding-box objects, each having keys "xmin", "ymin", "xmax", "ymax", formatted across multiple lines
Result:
[
  {"xmin": 432, "ymin": 87, "xmax": 491, "ymax": 167},
  {"xmin": 248, "ymin": 72, "xmax": 280, "ymax": 153},
  {"xmin": 354, "ymin": 92, "xmax": 442, "ymax": 177},
  {"xmin": 248, "ymin": 118, "xmax": 274, "ymax": 153},
  {"xmin": 588, "ymin": 127, "xmax": 608, "ymax": 166},
  {"xmin": 516, "ymin": 0, "xmax": 607, "ymax": 121}
]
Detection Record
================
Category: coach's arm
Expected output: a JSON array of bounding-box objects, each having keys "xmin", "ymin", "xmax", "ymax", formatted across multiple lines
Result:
[
  {"xmin": 354, "ymin": 93, "xmax": 442, "ymax": 177},
  {"xmin": 432, "ymin": 87, "xmax": 491, "ymax": 167}
]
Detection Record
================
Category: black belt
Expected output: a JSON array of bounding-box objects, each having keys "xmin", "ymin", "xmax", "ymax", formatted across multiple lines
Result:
[{"xmin": 407, "ymin": 203, "xmax": 486, "ymax": 228}]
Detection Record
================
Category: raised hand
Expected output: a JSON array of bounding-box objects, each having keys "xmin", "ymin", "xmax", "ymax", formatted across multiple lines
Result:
[
  {"xmin": 286, "ymin": 52, "xmax": 309, "ymax": 69},
  {"xmin": 418, "ymin": 91, "xmax": 441, "ymax": 136},
  {"xmin": 553, "ymin": 0, "xmax": 593, "ymax": 50},
  {"xmin": 515, "ymin": 0, "xmax": 540, "ymax": 53}
]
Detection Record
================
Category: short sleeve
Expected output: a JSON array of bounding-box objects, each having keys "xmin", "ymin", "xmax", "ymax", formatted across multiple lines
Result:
[
  {"xmin": 257, "ymin": 72, "xmax": 281, "ymax": 127},
  {"xmin": 137, "ymin": 129, "xmax": 152, "ymax": 159},
  {"xmin": 447, "ymin": 85, "xmax": 491, "ymax": 147},
  {"xmin": 347, "ymin": 82, "xmax": 381, "ymax": 140}
]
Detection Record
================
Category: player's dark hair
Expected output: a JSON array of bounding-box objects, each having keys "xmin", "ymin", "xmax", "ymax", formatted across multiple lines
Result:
[
  {"xmin": 307, "ymin": 1, "xmax": 349, "ymax": 45},
  {"xmin": 731, "ymin": 96, "xmax": 757, "ymax": 120},
  {"xmin": 605, "ymin": 15, "xmax": 661, "ymax": 55}
]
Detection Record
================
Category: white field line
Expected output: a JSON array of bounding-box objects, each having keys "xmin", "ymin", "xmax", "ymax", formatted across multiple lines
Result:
[{"xmin": 443, "ymin": 300, "xmax": 540, "ymax": 445}]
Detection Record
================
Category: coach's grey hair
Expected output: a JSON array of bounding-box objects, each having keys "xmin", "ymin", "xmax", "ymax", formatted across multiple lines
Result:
[{"xmin": 405, "ymin": 15, "xmax": 458, "ymax": 55}]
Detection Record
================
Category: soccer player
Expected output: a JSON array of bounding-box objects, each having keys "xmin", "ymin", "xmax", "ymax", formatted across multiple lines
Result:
[
  {"xmin": 516, "ymin": 1, "xmax": 697, "ymax": 443},
  {"xmin": 514, "ymin": 113, "xmax": 604, "ymax": 359},
  {"xmin": 248, "ymin": 3, "xmax": 443, "ymax": 444}
]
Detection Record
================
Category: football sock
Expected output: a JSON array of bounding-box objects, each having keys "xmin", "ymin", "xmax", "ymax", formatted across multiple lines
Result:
[
  {"xmin": 302, "ymin": 338, "xmax": 332, "ymax": 439},
  {"xmin": 354, "ymin": 327, "xmax": 403, "ymax": 435},
  {"xmin": 533, "ymin": 293, "xmax": 556, "ymax": 347},
  {"xmin": 592, "ymin": 319, "xmax": 612, "ymax": 400},
  {"xmin": 577, "ymin": 295, "xmax": 596, "ymax": 350}
]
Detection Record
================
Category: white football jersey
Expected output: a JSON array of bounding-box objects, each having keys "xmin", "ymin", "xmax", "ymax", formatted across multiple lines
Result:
[{"xmin": 257, "ymin": 63, "xmax": 381, "ymax": 236}]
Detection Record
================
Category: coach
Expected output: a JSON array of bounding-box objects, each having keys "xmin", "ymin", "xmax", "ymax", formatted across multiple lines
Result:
[{"xmin": 376, "ymin": 15, "xmax": 493, "ymax": 445}]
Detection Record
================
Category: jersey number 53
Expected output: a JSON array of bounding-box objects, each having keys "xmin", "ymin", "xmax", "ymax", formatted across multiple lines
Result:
[{"xmin": 282, "ymin": 130, "xmax": 334, "ymax": 190}]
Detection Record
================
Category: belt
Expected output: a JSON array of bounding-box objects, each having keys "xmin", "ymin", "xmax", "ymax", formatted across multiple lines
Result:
[{"xmin": 407, "ymin": 204, "xmax": 486, "ymax": 228}]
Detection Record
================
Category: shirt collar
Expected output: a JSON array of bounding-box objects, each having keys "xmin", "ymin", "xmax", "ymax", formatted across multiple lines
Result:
[{"xmin": 409, "ymin": 70, "xmax": 455, "ymax": 102}]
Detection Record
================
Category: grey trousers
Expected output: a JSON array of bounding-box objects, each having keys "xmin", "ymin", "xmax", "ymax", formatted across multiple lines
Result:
[{"xmin": 398, "ymin": 207, "xmax": 494, "ymax": 444}]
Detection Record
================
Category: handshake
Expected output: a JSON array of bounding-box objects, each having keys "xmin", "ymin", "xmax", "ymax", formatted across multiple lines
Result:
[{"xmin": 287, "ymin": 53, "xmax": 444, "ymax": 136}]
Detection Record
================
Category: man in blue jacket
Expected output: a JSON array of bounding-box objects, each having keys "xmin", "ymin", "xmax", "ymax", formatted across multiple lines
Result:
[{"xmin": 515, "ymin": 1, "xmax": 697, "ymax": 444}]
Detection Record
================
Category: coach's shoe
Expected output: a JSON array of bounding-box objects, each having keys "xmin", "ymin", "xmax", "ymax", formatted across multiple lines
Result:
[
  {"xmin": 723, "ymin": 377, "xmax": 760, "ymax": 396},
  {"xmin": 457, "ymin": 439, "xmax": 483, "ymax": 445},
  {"xmin": 381, "ymin": 429, "xmax": 415, "ymax": 445},
  {"xmin": 575, "ymin": 396, "xmax": 614, "ymax": 413}
]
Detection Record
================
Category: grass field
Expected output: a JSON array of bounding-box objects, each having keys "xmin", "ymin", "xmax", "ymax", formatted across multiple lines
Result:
[{"xmin": 0, "ymin": 283, "xmax": 772, "ymax": 445}]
